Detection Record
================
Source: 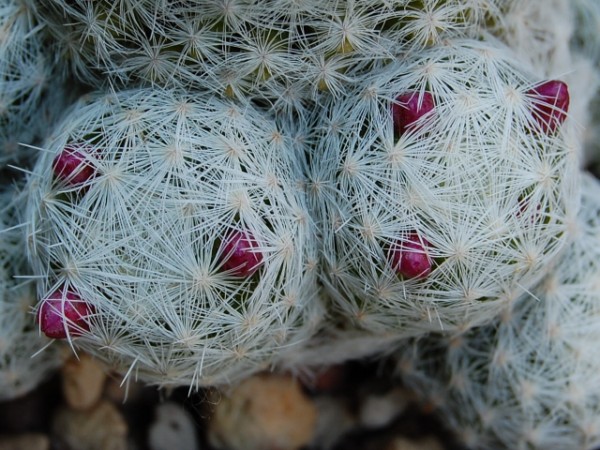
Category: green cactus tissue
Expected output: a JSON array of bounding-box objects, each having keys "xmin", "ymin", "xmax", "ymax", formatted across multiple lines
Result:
[
  {"xmin": 307, "ymin": 37, "xmax": 580, "ymax": 337},
  {"xmin": 23, "ymin": 87, "xmax": 324, "ymax": 389}
]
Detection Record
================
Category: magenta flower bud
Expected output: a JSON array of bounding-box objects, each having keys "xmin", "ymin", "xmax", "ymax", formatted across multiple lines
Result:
[
  {"xmin": 52, "ymin": 145, "xmax": 96, "ymax": 185},
  {"xmin": 516, "ymin": 197, "xmax": 543, "ymax": 224},
  {"xmin": 37, "ymin": 288, "xmax": 93, "ymax": 339},
  {"xmin": 525, "ymin": 80, "xmax": 569, "ymax": 134},
  {"xmin": 220, "ymin": 230, "xmax": 263, "ymax": 277},
  {"xmin": 388, "ymin": 233, "xmax": 433, "ymax": 279},
  {"xmin": 392, "ymin": 91, "xmax": 435, "ymax": 136}
]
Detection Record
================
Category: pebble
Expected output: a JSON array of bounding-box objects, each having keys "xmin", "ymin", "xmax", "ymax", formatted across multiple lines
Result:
[
  {"xmin": 61, "ymin": 353, "xmax": 107, "ymax": 411},
  {"xmin": 52, "ymin": 400, "xmax": 128, "ymax": 450},
  {"xmin": 0, "ymin": 433, "xmax": 49, "ymax": 450},
  {"xmin": 359, "ymin": 387, "xmax": 411, "ymax": 429},
  {"xmin": 385, "ymin": 436, "xmax": 444, "ymax": 450},
  {"xmin": 148, "ymin": 402, "xmax": 199, "ymax": 450},
  {"xmin": 207, "ymin": 373, "xmax": 317, "ymax": 450}
]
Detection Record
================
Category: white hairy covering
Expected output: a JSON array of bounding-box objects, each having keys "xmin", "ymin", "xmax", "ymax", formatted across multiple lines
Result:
[
  {"xmin": 25, "ymin": 0, "xmax": 506, "ymax": 101},
  {"xmin": 0, "ymin": 0, "xmax": 67, "ymax": 163},
  {"xmin": 308, "ymin": 37, "xmax": 580, "ymax": 336},
  {"xmin": 24, "ymin": 87, "xmax": 324, "ymax": 389},
  {"xmin": 0, "ymin": 187, "xmax": 64, "ymax": 400},
  {"xmin": 393, "ymin": 172, "xmax": 600, "ymax": 450}
]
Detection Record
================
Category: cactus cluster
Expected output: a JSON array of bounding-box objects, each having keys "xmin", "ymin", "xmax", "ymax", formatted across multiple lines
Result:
[
  {"xmin": 392, "ymin": 172, "xmax": 600, "ymax": 450},
  {"xmin": 0, "ymin": 0, "xmax": 594, "ymax": 428}
]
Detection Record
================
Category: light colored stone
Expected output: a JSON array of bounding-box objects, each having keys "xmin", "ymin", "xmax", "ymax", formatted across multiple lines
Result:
[
  {"xmin": 208, "ymin": 373, "xmax": 317, "ymax": 450},
  {"xmin": 0, "ymin": 433, "xmax": 49, "ymax": 450},
  {"xmin": 61, "ymin": 353, "xmax": 107, "ymax": 411},
  {"xmin": 148, "ymin": 402, "xmax": 199, "ymax": 450},
  {"xmin": 385, "ymin": 436, "xmax": 444, "ymax": 450},
  {"xmin": 359, "ymin": 387, "xmax": 410, "ymax": 429},
  {"xmin": 52, "ymin": 400, "xmax": 128, "ymax": 450}
]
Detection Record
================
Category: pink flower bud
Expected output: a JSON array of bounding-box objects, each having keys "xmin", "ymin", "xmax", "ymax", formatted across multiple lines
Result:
[
  {"xmin": 37, "ymin": 288, "xmax": 93, "ymax": 339},
  {"xmin": 525, "ymin": 80, "xmax": 569, "ymax": 134},
  {"xmin": 516, "ymin": 197, "xmax": 543, "ymax": 224},
  {"xmin": 220, "ymin": 230, "xmax": 263, "ymax": 277},
  {"xmin": 388, "ymin": 233, "xmax": 433, "ymax": 279},
  {"xmin": 392, "ymin": 91, "xmax": 435, "ymax": 136},
  {"xmin": 52, "ymin": 145, "xmax": 96, "ymax": 185}
]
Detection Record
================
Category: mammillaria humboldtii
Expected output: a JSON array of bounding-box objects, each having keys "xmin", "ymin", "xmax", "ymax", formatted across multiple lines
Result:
[
  {"xmin": 308, "ymin": 37, "xmax": 579, "ymax": 337},
  {"xmin": 24, "ymin": 87, "xmax": 324, "ymax": 389}
]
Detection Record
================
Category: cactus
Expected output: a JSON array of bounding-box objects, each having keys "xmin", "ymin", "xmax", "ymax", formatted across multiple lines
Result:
[
  {"xmin": 0, "ymin": 187, "xmax": 65, "ymax": 400},
  {"xmin": 569, "ymin": 0, "xmax": 600, "ymax": 171},
  {"xmin": 393, "ymin": 171, "xmax": 600, "ymax": 450},
  {"xmin": 0, "ymin": 0, "xmax": 73, "ymax": 164},
  {"xmin": 489, "ymin": 0, "xmax": 600, "ymax": 169},
  {"xmin": 24, "ymin": 0, "xmax": 344, "ymax": 96},
  {"xmin": 493, "ymin": 0, "xmax": 575, "ymax": 72},
  {"xmin": 375, "ymin": 0, "xmax": 505, "ymax": 52},
  {"xmin": 307, "ymin": 37, "xmax": 579, "ymax": 337},
  {"xmin": 25, "ymin": 0, "xmax": 509, "ymax": 102},
  {"xmin": 23, "ymin": 87, "xmax": 325, "ymax": 389},
  {"xmin": 570, "ymin": 0, "xmax": 600, "ymax": 65}
]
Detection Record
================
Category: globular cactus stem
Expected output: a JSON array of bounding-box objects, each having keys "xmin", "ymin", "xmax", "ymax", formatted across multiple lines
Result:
[
  {"xmin": 24, "ymin": 87, "xmax": 325, "ymax": 390},
  {"xmin": 25, "ymin": 0, "xmax": 509, "ymax": 103},
  {"xmin": 308, "ymin": 37, "xmax": 579, "ymax": 337}
]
